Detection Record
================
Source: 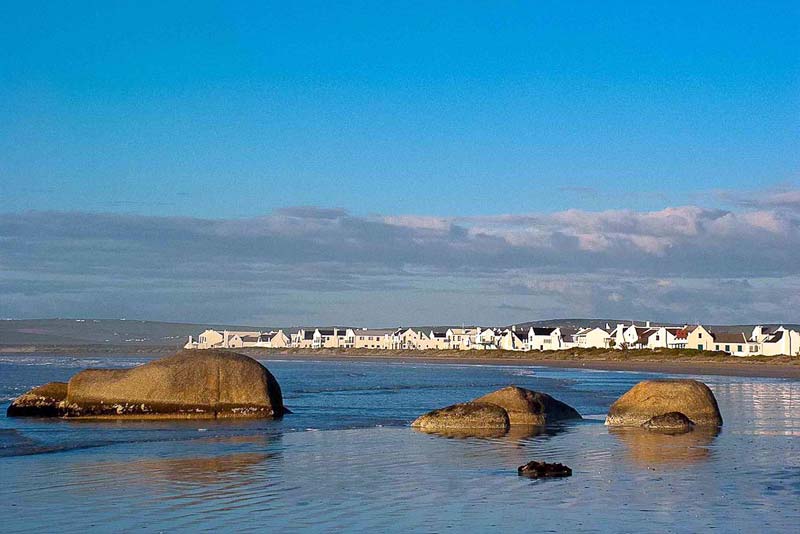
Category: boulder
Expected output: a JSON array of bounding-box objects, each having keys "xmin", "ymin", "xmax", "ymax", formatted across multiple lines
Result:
[
  {"xmin": 411, "ymin": 402, "xmax": 510, "ymax": 432},
  {"xmin": 605, "ymin": 379, "xmax": 722, "ymax": 427},
  {"xmin": 642, "ymin": 412, "xmax": 695, "ymax": 434},
  {"xmin": 8, "ymin": 350, "xmax": 285, "ymax": 419},
  {"xmin": 472, "ymin": 386, "xmax": 581, "ymax": 425},
  {"xmin": 6, "ymin": 382, "xmax": 68, "ymax": 417},
  {"xmin": 518, "ymin": 461, "xmax": 572, "ymax": 478}
]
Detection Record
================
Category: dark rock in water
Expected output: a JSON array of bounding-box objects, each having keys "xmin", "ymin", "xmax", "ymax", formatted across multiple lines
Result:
[
  {"xmin": 518, "ymin": 461, "xmax": 572, "ymax": 478},
  {"xmin": 642, "ymin": 412, "xmax": 695, "ymax": 434},
  {"xmin": 8, "ymin": 350, "xmax": 285, "ymax": 420},
  {"xmin": 411, "ymin": 402, "xmax": 510, "ymax": 433},
  {"xmin": 472, "ymin": 386, "xmax": 582, "ymax": 425},
  {"xmin": 605, "ymin": 379, "xmax": 722, "ymax": 427},
  {"xmin": 6, "ymin": 382, "xmax": 68, "ymax": 417}
]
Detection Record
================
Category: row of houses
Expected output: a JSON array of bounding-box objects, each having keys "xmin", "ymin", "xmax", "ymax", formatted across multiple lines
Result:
[{"xmin": 185, "ymin": 322, "xmax": 800, "ymax": 356}]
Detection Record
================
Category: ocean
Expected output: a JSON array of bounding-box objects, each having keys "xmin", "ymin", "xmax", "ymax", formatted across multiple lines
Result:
[{"xmin": 1, "ymin": 354, "xmax": 798, "ymax": 532}]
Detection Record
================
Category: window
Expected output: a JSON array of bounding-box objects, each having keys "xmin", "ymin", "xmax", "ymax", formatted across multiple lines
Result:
[
  {"xmin": 699, "ymin": 333, "xmax": 703, "ymax": 338},
  {"xmin": 725, "ymin": 345, "xmax": 730, "ymax": 352},
  {"xmin": 698, "ymin": 344, "xmax": 704, "ymax": 351},
  {"xmin": 737, "ymin": 345, "xmax": 742, "ymax": 352}
]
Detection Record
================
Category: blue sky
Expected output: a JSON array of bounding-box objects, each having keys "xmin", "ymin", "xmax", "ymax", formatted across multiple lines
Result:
[
  {"xmin": 1, "ymin": 2, "xmax": 798, "ymax": 325},
  {"xmin": 3, "ymin": 1, "xmax": 797, "ymax": 217}
]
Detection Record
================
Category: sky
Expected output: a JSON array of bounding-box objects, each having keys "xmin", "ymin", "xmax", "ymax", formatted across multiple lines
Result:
[{"xmin": 1, "ymin": 1, "xmax": 798, "ymax": 326}]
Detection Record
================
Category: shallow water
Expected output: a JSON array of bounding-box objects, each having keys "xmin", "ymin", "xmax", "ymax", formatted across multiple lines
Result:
[{"xmin": 1, "ymin": 354, "xmax": 798, "ymax": 532}]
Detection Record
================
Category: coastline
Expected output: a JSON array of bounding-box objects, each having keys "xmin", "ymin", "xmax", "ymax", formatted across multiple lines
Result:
[{"xmin": 2, "ymin": 344, "xmax": 799, "ymax": 379}]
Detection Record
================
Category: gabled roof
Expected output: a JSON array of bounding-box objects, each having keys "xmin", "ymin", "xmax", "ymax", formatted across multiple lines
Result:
[
  {"xmin": 712, "ymin": 332, "xmax": 750, "ymax": 344},
  {"xmin": 357, "ymin": 328, "xmax": 396, "ymax": 336},
  {"xmin": 640, "ymin": 328, "xmax": 659, "ymax": 341},
  {"xmin": 764, "ymin": 330, "xmax": 784, "ymax": 343},
  {"xmin": 559, "ymin": 326, "xmax": 578, "ymax": 338},
  {"xmin": 531, "ymin": 327, "xmax": 557, "ymax": 336}
]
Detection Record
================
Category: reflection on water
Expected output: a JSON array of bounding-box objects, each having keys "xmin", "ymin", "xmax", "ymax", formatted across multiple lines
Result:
[
  {"xmin": 74, "ymin": 435, "xmax": 276, "ymax": 486},
  {"xmin": 1, "ymin": 356, "xmax": 799, "ymax": 532},
  {"xmin": 413, "ymin": 426, "xmax": 510, "ymax": 439},
  {"xmin": 79, "ymin": 451, "xmax": 272, "ymax": 486},
  {"xmin": 414, "ymin": 423, "xmax": 567, "ymax": 441},
  {"xmin": 609, "ymin": 426, "xmax": 720, "ymax": 467}
]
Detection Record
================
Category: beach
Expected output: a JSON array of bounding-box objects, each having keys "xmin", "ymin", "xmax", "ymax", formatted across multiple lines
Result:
[{"xmin": 2, "ymin": 345, "xmax": 799, "ymax": 378}]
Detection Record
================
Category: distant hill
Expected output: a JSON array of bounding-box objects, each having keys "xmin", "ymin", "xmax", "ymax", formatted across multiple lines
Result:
[{"xmin": 0, "ymin": 319, "xmax": 269, "ymax": 347}]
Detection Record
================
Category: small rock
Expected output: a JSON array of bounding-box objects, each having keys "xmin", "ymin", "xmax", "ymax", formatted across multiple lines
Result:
[{"xmin": 518, "ymin": 461, "xmax": 572, "ymax": 478}]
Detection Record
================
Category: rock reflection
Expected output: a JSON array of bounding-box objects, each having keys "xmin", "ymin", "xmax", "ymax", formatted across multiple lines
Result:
[
  {"xmin": 609, "ymin": 426, "xmax": 720, "ymax": 467},
  {"xmin": 72, "ymin": 435, "xmax": 277, "ymax": 487},
  {"xmin": 505, "ymin": 424, "xmax": 565, "ymax": 442},
  {"xmin": 412, "ymin": 426, "xmax": 509, "ymax": 439},
  {"xmin": 412, "ymin": 423, "xmax": 570, "ymax": 441}
]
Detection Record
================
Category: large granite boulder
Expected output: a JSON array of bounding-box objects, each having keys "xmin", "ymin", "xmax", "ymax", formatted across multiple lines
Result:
[
  {"xmin": 8, "ymin": 350, "xmax": 285, "ymax": 419},
  {"xmin": 605, "ymin": 379, "xmax": 722, "ymax": 427},
  {"xmin": 6, "ymin": 382, "xmax": 68, "ymax": 417},
  {"xmin": 411, "ymin": 402, "xmax": 510, "ymax": 432},
  {"xmin": 472, "ymin": 386, "xmax": 581, "ymax": 425}
]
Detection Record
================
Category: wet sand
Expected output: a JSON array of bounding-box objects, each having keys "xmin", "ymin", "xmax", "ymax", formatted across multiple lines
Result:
[{"xmin": 255, "ymin": 352, "xmax": 800, "ymax": 379}]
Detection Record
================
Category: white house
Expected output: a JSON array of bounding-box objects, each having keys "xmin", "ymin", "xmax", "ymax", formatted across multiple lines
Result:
[
  {"xmin": 473, "ymin": 327, "xmax": 500, "ymax": 350},
  {"xmin": 258, "ymin": 330, "xmax": 290, "ymax": 348},
  {"xmin": 293, "ymin": 329, "xmax": 315, "ymax": 348},
  {"xmin": 711, "ymin": 331, "xmax": 759, "ymax": 356},
  {"xmin": 685, "ymin": 324, "xmax": 714, "ymax": 351},
  {"xmin": 528, "ymin": 327, "xmax": 564, "ymax": 351},
  {"xmin": 754, "ymin": 326, "xmax": 800, "ymax": 356},
  {"xmin": 497, "ymin": 329, "xmax": 528, "ymax": 351},
  {"xmin": 573, "ymin": 327, "xmax": 611, "ymax": 349},
  {"xmin": 645, "ymin": 327, "xmax": 689, "ymax": 349},
  {"xmin": 193, "ymin": 329, "xmax": 224, "ymax": 349},
  {"xmin": 354, "ymin": 328, "xmax": 395, "ymax": 349},
  {"xmin": 617, "ymin": 323, "xmax": 657, "ymax": 349},
  {"xmin": 428, "ymin": 330, "xmax": 450, "ymax": 350},
  {"xmin": 313, "ymin": 328, "xmax": 355, "ymax": 349},
  {"xmin": 446, "ymin": 328, "xmax": 478, "ymax": 350}
]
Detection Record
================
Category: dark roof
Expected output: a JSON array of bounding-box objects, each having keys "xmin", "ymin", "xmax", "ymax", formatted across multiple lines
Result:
[
  {"xmin": 240, "ymin": 335, "xmax": 260, "ymax": 342},
  {"xmin": 531, "ymin": 327, "xmax": 556, "ymax": 336},
  {"xmin": 303, "ymin": 330, "xmax": 315, "ymax": 340},
  {"xmin": 765, "ymin": 331, "xmax": 784, "ymax": 343},
  {"xmin": 559, "ymin": 327, "xmax": 578, "ymax": 338},
  {"xmin": 712, "ymin": 332, "xmax": 749, "ymax": 344}
]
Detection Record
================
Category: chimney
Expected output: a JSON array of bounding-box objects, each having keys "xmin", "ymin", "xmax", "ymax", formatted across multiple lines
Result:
[{"xmin": 646, "ymin": 321, "xmax": 651, "ymax": 328}]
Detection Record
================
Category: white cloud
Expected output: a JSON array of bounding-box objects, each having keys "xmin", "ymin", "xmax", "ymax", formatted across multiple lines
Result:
[{"xmin": 0, "ymin": 197, "xmax": 798, "ymax": 324}]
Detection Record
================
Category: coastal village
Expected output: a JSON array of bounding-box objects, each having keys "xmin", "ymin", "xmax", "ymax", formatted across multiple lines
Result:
[{"xmin": 185, "ymin": 322, "xmax": 800, "ymax": 356}]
